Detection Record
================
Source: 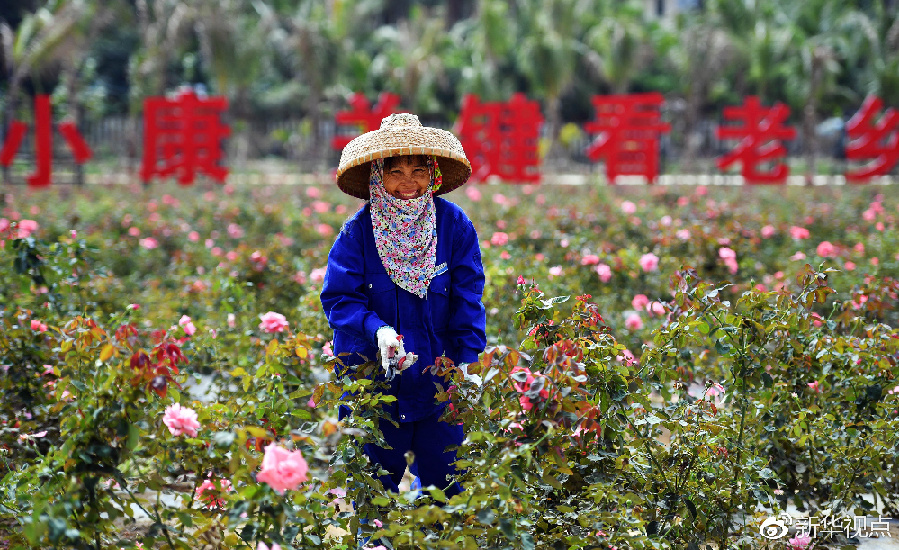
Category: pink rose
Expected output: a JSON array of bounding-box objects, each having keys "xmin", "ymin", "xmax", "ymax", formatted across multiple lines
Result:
[
  {"xmin": 163, "ymin": 403, "xmax": 200, "ymax": 437},
  {"xmin": 615, "ymin": 349, "xmax": 640, "ymax": 366},
  {"xmin": 256, "ymin": 444, "xmax": 309, "ymax": 494},
  {"xmin": 18, "ymin": 219, "xmax": 39, "ymax": 237},
  {"xmin": 624, "ymin": 313, "xmax": 644, "ymax": 331},
  {"xmin": 490, "ymin": 232, "xmax": 509, "ymax": 246},
  {"xmin": 178, "ymin": 315, "xmax": 196, "ymax": 336},
  {"xmin": 807, "ymin": 381, "xmax": 821, "ymax": 393},
  {"xmin": 705, "ymin": 383, "xmax": 725, "ymax": 397},
  {"xmin": 639, "ymin": 253, "xmax": 659, "ymax": 273},
  {"xmin": 596, "ymin": 264, "xmax": 612, "ymax": 283},
  {"xmin": 510, "ymin": 366, "xmax": 549, "ymax": 411},
  {"xmin": 816, "ymin": 241, "xmax": 835, "ymax": 257},
  {"xmin": 225, "ymin": 223, "xmax": 244, "ymax": 239},
  {"xmin": 621, "ymin": 200, "xmax": 636, "ymax": 214},
  {"xmin": 789, "ymin": 226, "xmax": 810, "ymax": 240},
  {"xmin": 788, "ymin": 534, "xmax": 811, "ymax": 549},
  {"xmin": 631, "ymin": 294, "xmax": 649, "ymax": 310},
  {"xmin": 722, "ymin": 257, "xmax": 738, "ymax": 274},
  {"xmin": 517, "ymin": 275, "xmax": 526, "ymax": 285},
  {"xmin": 580, "ymin": 254, "xmax": 600, "ymax": 266},
  {"xmin": 30, "ymin": 319, "xmax": 48, "ymax": 332},
  {"xmin": 259, "ymin": 311, "xmax": 289, "ymax": 333},
  {"xmin": 257, "ymin": 543, "xmax": 282, "ymax": 550},
  {"xmin": 310, "ymin": 266, "xmax": 327, "ymax": 284},
  {"xmin": 195, "ymin": 477, "xmax": 232, "ymax": 509},
  {"xmin": 139, "ymin": 237, "xmax": 158, "ymax": 249},
  {"xmin": 761, "ymin": 224, "xmax": 776, "ymax": 239}
]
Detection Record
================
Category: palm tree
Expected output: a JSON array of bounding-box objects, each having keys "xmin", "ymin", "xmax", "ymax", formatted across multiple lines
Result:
[
  {"xmin": 781, "ymin": 0, "xmax": 859, "ymax": 183},
  {"xmin": 515, "ymin": 0, "xmax": 583, "ymax": 164},
  {"xmin": 367, "ymin": 5, "xmax": 454, "ymax": 115},
  {"xmin": 842, "ymin": 2, "xmax": 899, "ymax": 106},
  {"xmin": 662, "ymin": 6, "xmax": 736, "ymax": 172},
  {"xmin": 190, "ymin": 0, "xmax": 280, "ymax": 168},
  {"xmin": 452, "ymin": 0, "xmax": 520, "ymax": 102},
  {"xmin": 0, "ymin": 0, "xmax": 98, "ymax": 183},
  {"xmin": 581, "ymin": 0, "xmax": 656, "ymax": 95},
  {"xmin": 273, "ymin": 1, "xmax": 360, "ymax": 166},
  {"xmin": 131, "ymin": 0, "xmax": 194, "ymax": 102}
]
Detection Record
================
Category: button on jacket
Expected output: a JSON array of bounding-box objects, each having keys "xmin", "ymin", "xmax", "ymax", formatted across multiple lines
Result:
[{"xmin": 321, "ymin": 197, "xmax": 487, "ymax": 422}]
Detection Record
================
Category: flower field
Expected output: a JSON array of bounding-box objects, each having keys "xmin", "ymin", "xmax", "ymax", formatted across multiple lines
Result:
[{"xmin": 1, "ymin": 180, "xmax": 898, "ymax": 549}]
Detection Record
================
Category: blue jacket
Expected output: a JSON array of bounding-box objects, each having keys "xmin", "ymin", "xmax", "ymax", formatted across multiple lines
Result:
[{"xmin": 320, "ymin": 197, "xmax": 487, "ymax": 422}]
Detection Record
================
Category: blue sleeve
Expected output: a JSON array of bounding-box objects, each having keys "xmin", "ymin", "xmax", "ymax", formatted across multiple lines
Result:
[
  {"xmin": 320, "ymin": 220, "xmax": 388, "ymax": 346},
  {"xmin": 448, "ymin": 213, "xmax": 487, "ymax": 363}
]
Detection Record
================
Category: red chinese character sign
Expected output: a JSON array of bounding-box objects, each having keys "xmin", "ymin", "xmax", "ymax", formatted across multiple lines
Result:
[
  {"xmin": 845, "ymin": 95, "xmax": 899, "ymax": 181},
  {"xmin": 716, "ymin": 96, "xmax": 796, "ymax": 184},
  {"xmin": 140, "ymin": 89, "xmax": 230, "ymax": 185},
  {"xmin": 585, "ymin": 93, "xmax": 670, "ymax": 184},
  {"xmin": 455, "ymin": 93, "xmax": 543, "ymax": 183},
  {"xmin": 0, "ymin": 95, "xmax": 92, "ymax": 186},
  {"xmin": 331, "ymin": 92, "xmax": 401, "ymax": 150}
]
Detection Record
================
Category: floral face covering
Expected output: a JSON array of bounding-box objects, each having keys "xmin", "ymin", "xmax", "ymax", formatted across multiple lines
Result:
[{"xmin": 369, "ymin": 156, "xmax": 442, "ymax": 298}]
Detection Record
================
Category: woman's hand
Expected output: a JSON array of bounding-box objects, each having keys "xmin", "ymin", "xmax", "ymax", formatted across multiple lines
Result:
[
  {"xmin": 458, "ymin": 363, "xmax": 483, "ymax": 387},
  {"xmin": 376, "ymin": 326, "xmax": 401, "ymax": 370}
]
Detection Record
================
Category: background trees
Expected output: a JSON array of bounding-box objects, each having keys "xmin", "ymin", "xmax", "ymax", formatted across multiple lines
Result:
[{"xmin": 0, "ymin": 0, "xmax": 897, "ymax": 166}]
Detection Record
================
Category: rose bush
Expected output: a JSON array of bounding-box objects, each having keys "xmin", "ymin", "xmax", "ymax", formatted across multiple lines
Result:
[{"xmin": 0, "ymin": 182, "xmax": 896, "ymax": 548}]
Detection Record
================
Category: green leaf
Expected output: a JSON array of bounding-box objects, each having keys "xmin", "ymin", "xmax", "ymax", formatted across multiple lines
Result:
[
  {"xmin": 127, "ymin": 423, "xmax": 140, "ymax": 451},
  {"xmin": 715, "ymin": 340, "xmax": 731, "ymax": 355},
  {"xmin": 542, "ymin": 473, "xmax": 564, "ymax": 490},
  {"xmin": 684, "ymin": 498, "xmax": 697, "ymax": 518},
  {"xmin": 477, "ymin": 509, "xmax": 495, "ymax": 525},
  {"xmin": 212, "ymin": 431, "xmax": 235, "ymax": 448}
]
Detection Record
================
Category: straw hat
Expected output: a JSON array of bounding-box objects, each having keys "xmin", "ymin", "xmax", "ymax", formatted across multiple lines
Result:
[{"xmin": 336, "ymin": 113, "xmax": 472, "ymax": 200}]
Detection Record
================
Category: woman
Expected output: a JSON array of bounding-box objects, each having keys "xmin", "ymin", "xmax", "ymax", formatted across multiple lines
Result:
[{"xmin": 320, "ymin": 113, "xmax": 486, "ymax": 499}]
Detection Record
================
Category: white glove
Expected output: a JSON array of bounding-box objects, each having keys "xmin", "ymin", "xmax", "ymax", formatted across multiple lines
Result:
[
  {"xmin": 376, "ymin": 326, "xmax": 402, "ymax": 370},
  {"xmin": 459, "ymin": 363, "xmax": 483, "ymax": 387}
]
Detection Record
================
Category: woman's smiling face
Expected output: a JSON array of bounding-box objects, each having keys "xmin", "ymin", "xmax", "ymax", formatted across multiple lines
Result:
[{"xmin": 383, "ymin": 155, "xmax": 429, "ymax": 200}]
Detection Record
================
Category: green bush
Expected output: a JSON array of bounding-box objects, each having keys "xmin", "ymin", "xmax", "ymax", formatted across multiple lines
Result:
[{"xmin": 1, "ymin": 183, "xmax": 897, "ymax": 549}]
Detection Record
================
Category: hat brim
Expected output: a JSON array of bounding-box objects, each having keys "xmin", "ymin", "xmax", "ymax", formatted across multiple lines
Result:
[{"xmin": 336, "ymin": 126, "xmax": 472, "ymax": 200}]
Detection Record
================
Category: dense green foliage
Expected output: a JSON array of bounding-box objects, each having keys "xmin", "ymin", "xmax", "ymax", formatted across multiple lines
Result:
[{"xmin": 0, "ymin": 181, "xmax": 897, "ymax": 548}]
